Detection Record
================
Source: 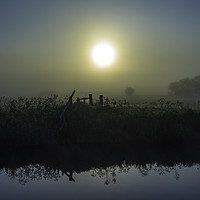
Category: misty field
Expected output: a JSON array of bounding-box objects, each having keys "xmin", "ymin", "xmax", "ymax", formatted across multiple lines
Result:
[{"xmin": 0, "ymin": 95, "xmax": 200, "ymax": 147}]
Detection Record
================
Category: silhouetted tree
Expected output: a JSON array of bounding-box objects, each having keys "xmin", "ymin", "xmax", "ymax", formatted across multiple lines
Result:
[
  {"xmin": 169, "ymin": 75, "xmax": 200, "ymax": 97},
  {"xmin": 125, "ymin": 87, "xmax": 135, "ymax": 96}
]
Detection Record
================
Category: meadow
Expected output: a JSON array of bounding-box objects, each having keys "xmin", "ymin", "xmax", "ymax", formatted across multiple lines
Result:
[{"xmin": 0, "ymin": 94, "xmax": 200, "ymax": 147}]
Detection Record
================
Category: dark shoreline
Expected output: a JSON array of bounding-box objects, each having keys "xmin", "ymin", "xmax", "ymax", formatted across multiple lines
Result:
[{"xmin": 1, "ymin": 96, "xmax": 200, "ymax": 147}]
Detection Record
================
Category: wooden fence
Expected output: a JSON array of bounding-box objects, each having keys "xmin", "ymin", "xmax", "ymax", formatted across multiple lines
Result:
[
  {"xmin": 60, "ymin": 90, "xmax": 104, "ymax": 128},
  {"xmin": 76, "ymin": 94, "xmax": 104, "ymax": 106}
]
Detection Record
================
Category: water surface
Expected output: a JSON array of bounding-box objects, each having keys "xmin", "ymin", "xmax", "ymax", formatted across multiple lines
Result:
[{"xmin": 0, "ymin": 145, "xmax": 200, "ymax": 200}]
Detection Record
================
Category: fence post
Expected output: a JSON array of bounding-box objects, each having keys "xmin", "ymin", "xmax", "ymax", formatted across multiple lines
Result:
[
  {"xmin": 99, "ymin": 95, "xmax": 103, "ymax": 106},
  {"xmin": 69, "ymin": 98, "xmax": 72, "ymax": 104},
  {"xmin": 60, "ymin": 90, "xmax": 76, "ymax": 129},
  {"xmin": 89, "ymin": 94, "xmax": 93, "ymax": 105}
]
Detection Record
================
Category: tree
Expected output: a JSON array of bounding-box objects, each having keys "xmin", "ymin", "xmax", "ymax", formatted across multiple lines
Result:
[
  {"xmin": 125, "ymin": 87, "xmax": 135, "ymax": 96},
  {"xmin": 168, "ymin": 75, "xmax": 200, "ymax": 97}
]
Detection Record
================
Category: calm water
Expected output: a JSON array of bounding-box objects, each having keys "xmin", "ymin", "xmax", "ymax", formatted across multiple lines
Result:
[{"xmin": 0, "ymin": 145, "xmax": 200, "ymax": 200}]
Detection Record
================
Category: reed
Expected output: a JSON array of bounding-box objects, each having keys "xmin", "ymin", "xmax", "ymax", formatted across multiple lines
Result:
[{"xmin": 0, "ymin": 95, "xmax": 199, "ymax": 146}]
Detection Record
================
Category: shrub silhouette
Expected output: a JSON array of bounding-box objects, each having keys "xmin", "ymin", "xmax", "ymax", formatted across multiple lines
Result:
[
  {"xmin": 0, "ymin": 95, "xmax": 200, "ymax": 146},
  {"xmin": 125, "ymin": 87, "xmax": 135, "ymax": 96},
  {"xmin": 169, "ymin": 75, "xmax": 200, "ymax": 97}
]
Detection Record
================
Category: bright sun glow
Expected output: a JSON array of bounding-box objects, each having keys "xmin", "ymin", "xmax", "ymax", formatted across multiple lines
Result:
[{"xmin": 92, "ymin": 43, "xmax": 115, "ymax": 68}]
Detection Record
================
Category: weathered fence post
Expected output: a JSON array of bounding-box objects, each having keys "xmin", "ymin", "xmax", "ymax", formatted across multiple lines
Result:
[
  {"xmin": 89, "ymin": 94, "xmax": 93, "ymax": 105},
  {"xmin": 60, "ymin": 90, "xmax": 76, "ymax": 128},
  {"xmin": 99, "ymin": 95, "xmax": 103, "ymax": 106}
]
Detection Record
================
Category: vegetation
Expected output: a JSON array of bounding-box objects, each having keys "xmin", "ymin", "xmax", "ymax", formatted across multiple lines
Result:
[
  {"xmin": 125, "ymin": 87, "xmax": 135, "ymax": 96},
  {"xmin": 0, "ymin": 95, "xmax": 200, "ymax": 147},
  {"xmin": 0, "ymin": 95, "xmax": 63, "ymax": 146},
  {"xmin": 169, "ymin": 75, "xmax": 200, "ymax": 97}
]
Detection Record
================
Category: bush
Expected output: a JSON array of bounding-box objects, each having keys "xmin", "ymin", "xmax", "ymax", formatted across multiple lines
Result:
[{"xmin": 0, "ymin": 96, "xmax": 200, "ymax": 146}]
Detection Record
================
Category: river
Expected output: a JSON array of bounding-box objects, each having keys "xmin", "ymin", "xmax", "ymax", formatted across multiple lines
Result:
[{"xmin": 0, "ymin": 144, "xmax": 200, "ymax": 200}]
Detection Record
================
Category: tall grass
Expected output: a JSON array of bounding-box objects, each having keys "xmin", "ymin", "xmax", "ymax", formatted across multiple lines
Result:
[
  {"xmin": 0, "ymin": 95, "xmax": 64, "ymax": 146},
  {"xmin": 0, "ymin": 95, "xmax": 200, "ymax": 146},
  {"xmin": 65, "ymin": 98, "xmax": 200, "ymax": 145}
]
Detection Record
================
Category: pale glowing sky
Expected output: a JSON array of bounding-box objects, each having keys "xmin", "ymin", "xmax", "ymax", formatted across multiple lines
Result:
[
  {"xmin": 0, "ymin": 0, "xmax": 200, "ymax": 96},
  {"xmin": 92, "ymin": 43, "xmax": 115, "ymax": 67}
]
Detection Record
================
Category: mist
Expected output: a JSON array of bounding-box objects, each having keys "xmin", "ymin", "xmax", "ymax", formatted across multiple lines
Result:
[{"xmin": 1, "ymin": 0, "xmax": 200, "ymax": 97}]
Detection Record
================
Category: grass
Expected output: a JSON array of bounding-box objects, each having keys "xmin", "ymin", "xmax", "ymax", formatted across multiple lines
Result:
[{"xmin": 0, "ymin": 95, "xmax": 200, "ymax": 147}]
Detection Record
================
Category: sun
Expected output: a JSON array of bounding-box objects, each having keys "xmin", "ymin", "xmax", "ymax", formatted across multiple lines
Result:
[{"xmin": 91, "ymin": 43, "xmax": 115, "ymax": 68}]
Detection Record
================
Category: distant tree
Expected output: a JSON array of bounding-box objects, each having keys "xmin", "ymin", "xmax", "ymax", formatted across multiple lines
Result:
[
  {"xmin": 125, "ymin": 87, "xmax": 135, "ymax": 96},
  {"xmin": 193, "ymin": 75, "xmax": 200, "ymax": 96},
  {"xmin": 168, "ymin": 75, "xmax": 200, "ymax": 97}
]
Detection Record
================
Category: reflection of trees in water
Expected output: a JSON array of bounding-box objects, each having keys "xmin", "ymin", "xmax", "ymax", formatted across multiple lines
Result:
[
  {"xmin": 137, "ymin": 163, "xmax": 182, "ymax": 180},
  {"xmin": 1, "ymin": 162, "xmax": 199, "ymax": 185},
  {"xmin": 91, "ymin": 162, "xmax": 200, "ymax": 184},
  {"xmin": 0, "ymin": 164, "xmax": 61, "ymax": 185},
  {"xmin": 91, "ymin": 161, "xmax": 131, "ymax": 185},
  {"xmin": 136, "ymin": 162, "xmax": 200, "ymax": 180}
]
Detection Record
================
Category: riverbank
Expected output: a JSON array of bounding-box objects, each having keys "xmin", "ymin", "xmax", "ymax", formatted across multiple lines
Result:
[{"xmin": 0, "ymin": 95, "xmax": 200, "ymax": 147}]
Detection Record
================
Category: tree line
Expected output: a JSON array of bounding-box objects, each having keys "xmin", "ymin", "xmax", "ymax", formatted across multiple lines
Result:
[{"xmin": 169, "ymin": 75, "xmax": 200, "ymax": 97}]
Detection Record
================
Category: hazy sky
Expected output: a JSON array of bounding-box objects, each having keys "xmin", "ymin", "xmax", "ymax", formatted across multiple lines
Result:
[{"xmin": 1, "ymin": 0, "xmax": 200, "ymax": 96}]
